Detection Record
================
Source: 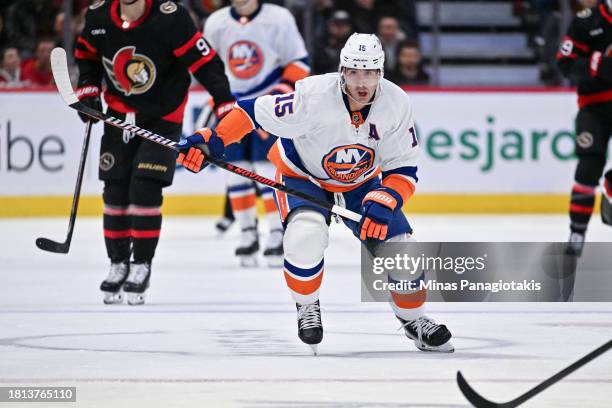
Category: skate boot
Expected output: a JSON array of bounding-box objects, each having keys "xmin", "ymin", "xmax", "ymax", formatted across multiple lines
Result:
[
  {"xmin": 602, "ymin": 181, "xmax": 612, "ymax": 226},
  {"xmin": 263, "ymin": 228, "xmax": 284, "ymax": 267},
  {"xmin": 565, "ymin": 231, "xmax": 585, "ymax": 257},
  {"xmin": 398, "ymin": 315, "xmax": 454, "ymax": 353},
  {"xmin": 100, "ymin": 261, "xmax": 129, "ymax": 304},
  {"xmin": 236, "ymin": 226, "xmax": 259, "ymax": 267},
  {"xmin": 296, "ymin": 300, "xmax": 323, "ymax": 355},
  {"xmin": 214, "ymin": 216, "xmax": 234, "ymax": 236},
  {"xmin": 123, "ymin": 262, "xmax": 151, "ymax": 305}
]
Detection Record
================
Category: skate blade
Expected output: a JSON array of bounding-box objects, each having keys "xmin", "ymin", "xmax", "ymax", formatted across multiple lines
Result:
[
  {"xmin": 415, "ymin": 340, "xmax": 455, "ymax": 353},
  {"xmin": 309, "ymin": 344, "xmax": 318, "ymax": 355},
  {"xmin": 103, "ymin": 291, "xmax": 124, "ymax": 305},
  {"xmin": 265, "ymin": 255, "xmax": 283, "ymax": 268},
  {"xmin": 239, "ymin": 255, "xmax": 258, "ymax": 268},
  {"xmin": 126, "ymin": 292, "xmax": 146, "ymax": 306}
]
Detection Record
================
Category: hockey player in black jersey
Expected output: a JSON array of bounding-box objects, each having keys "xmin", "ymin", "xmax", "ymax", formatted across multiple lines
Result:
[
  {"xmin": 557, "ymin": 0, "xmax": 612, "ymax": 257},
  {"xmin": 75, "ymin": 0, "xmax": 235, "ymax": 305}
]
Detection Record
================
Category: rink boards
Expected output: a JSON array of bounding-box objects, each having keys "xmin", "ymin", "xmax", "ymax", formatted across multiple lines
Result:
[{"xmin": 0, "ymin": 88, "xmax": 609, "ymax": 216}]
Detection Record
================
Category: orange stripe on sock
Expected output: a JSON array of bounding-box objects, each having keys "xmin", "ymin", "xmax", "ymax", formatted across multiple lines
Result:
[
  {"xmin": 216, "ymin": 107, "xmax": 255, "ymax": 146},
  {"xmin": 284, "ymin": 270, "xmax": 323, "ymax": 295},
  {"xmin": 391, "ymin": 289, "xmax": 426, "ymax": 309},
  {"xmin": 264, "ymin": 198, "xmax": 278, "ymax": 213},
  {"xmin": 231, "ymin": 194, "xmax": 256, "ymax": 211}
]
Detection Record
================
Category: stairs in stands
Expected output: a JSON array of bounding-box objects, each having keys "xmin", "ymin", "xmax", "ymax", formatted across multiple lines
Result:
[{"xmin": 417, "ymin": 0, "xmax": 540, "ymax": 86}]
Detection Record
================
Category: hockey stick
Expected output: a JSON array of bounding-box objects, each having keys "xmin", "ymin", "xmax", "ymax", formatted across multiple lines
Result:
[
  {"xmin": 35, "ymin": 120, "xmax": 93, "ymax": 253},
  {"xmin": 50, "ymin": 47, "xmax": 361, "ymax": 223},
  {"xmin": 457, "ymin": 339, "xmax": 612, "ymax": 408}
]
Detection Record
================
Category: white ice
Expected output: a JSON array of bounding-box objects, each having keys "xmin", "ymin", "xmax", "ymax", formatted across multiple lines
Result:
[{"xmin": 0, "ymin": 215, "xmax": 611, "ymax": 407}]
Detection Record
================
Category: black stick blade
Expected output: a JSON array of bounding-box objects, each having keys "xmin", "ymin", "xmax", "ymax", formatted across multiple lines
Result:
[
  {"xmin": 35, "ymin": 237, "xmax": 69, "ymax": 254},
  {"xmin": 457, "ymin": 371, "xmax": 508, "ymax": 408}
]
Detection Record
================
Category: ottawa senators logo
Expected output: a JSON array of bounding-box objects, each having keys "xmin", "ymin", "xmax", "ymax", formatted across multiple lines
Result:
[
  {"xmin": 227, "ymin": 40, "xmax": 264, "ymax": 79},
  {"xmin": 102, "ymin": 46, "xmax": 156, "ymax": 96},
  {"xmin": 322, "ymin": 144, "xmax": 375, "ymax": 183}
]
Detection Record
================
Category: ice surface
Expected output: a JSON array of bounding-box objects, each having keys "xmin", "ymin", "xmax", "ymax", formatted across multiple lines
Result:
[{"xmin": 0, "ymin": 215, "xmax": 610, "ymax": 407}]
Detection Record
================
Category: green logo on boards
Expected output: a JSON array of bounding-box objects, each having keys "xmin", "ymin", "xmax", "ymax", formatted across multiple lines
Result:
[{"xmin": 420, "ymin": 115, "xmax": 576, "ymax": 172}]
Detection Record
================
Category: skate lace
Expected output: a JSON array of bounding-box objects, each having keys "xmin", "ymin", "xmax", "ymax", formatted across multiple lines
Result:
[
  {"xmin": 402, "ymin": 316, "xmax": 438, "ymax": 339},
  {"xmin": 297, "ymin": 303, "xmax": 321, "ymax": 330},
  {"xmin": 127, "ymin": 263, "xmax": 149, "ymax": 284},
  {"xmin": 106, "ymin": 263, "xmax": 128, "ymax": 283}
]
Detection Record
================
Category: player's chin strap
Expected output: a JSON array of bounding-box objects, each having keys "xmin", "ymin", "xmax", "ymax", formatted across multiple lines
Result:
[{"xmin": 338, "ymin": 74, "xmax": 383, "ymax": 107}]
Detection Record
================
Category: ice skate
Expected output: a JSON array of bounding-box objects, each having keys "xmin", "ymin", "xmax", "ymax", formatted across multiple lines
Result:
[
  {"xmin": 236, "ymin": 226, "xmax": 259, "ymax": 267},
  {"xmin": 398, "ymin": 316, "xmax": 454, "ymax": 353},
  {"xmin": 263, "ymin": 228, "xmax": 284, "ymax": 267},
  {"xmin": 296, "ymin": 300, "xmax": 323, "ymax": 354},
  {"xmin": 123, "ymin": 262, "xmax": 151, "ymax": 305},
  {"xmin": 565, "ymin": 231, "xmax": 585, "ymax": 257},
  {"xmin": 214, "ymin": 216, "xmax": 234, "ymax": 236},
  {"xmin": 602, "ymin": 181, "xmax": 612, "ymax": 226},
  {"xmin": 100, "ymin": 261, "xmax": 129, "ymax": 305}
]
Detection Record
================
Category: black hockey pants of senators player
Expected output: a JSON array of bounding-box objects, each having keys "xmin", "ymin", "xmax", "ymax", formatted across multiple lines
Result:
[
  {"xmin": 99, "ymin": 109, "xmax": 181, "ymax": 264},
  {"xmin": 569, "ymin": 102, "xmax": 612, "ymax": 234}
]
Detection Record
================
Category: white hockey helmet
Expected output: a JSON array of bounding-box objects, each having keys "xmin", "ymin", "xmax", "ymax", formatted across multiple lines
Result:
[{"xmin": 339, "ymin": 33, "xmax": 385, "ymax": 75}]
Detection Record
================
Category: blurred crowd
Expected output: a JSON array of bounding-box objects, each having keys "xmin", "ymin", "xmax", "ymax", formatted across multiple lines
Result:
[
  {"xmin": 516, "ymin": 0, "xmax": 599, "ymax": 86},
  {"xmin": 0, "ymin": 0, "xmax": 428, "ymax": 89}
]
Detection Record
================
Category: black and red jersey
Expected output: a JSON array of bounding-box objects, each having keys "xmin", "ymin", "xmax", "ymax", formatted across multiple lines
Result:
[
  {"xmin": 75, "ymin": 0, "xmax": 234, "ymax": 123},
  {"xmin": 557, "ymin": 0, "xmax": 612, "ymax": 108}
]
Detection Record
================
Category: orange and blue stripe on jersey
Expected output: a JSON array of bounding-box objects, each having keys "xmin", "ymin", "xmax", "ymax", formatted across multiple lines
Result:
[
  {"xmin": 280, "ymin": 58, "xmax": 310, "ymax": 87},
  {"xmin": 381, "ymin": 167, "xmax": 418, "ymax": 204},
  {"xmin": 232, "ymin": 57, "xmax": 310, "ymax": 99}
]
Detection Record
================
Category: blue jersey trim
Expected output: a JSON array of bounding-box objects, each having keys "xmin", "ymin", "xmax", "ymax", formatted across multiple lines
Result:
[
  {"xmin": 382, "ymin": 166, "xmax": 419, "ymax": 183},
  {"xmin": 280, "ymin": 138, "xmax": 312, "ymax": 177},
  {"xmin": 236, "ymin": 98, "xmax": 261, "ymax": 129},
  {"xmin": 233, "ymin": 67, "xmax": 283, "ymax": 99}
]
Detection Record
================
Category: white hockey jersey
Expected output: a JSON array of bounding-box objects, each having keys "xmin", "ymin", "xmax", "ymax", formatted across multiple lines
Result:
[
  {"xmin": 247, "ymin": 73, "xmax": 419, "ymax": 194},
  {"xmin": 203, "ymin": 4, "xmax": 309, "ymax": 99}
]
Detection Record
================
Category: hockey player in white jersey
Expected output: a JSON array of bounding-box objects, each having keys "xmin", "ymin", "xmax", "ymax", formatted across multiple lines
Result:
[
  {"xmin": 177, "ymin": 33, "xmax": 454, "ymax": 353},
  {"xmin": 203, "ymin": 0, "xmax": 310, "ymax": 266}
]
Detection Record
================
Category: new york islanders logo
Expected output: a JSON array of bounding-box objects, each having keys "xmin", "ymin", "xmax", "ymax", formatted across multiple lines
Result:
[
  {"xmin": 102, "ymin": 46, "xmax": 156, "ymax": 96},
  {"xmin": 227, "ymin": 40, "xmax": 264, "ymax": 79},
  {"xmin": 322, "ymin": 144, "xmax": 375, "ymax": 183}
]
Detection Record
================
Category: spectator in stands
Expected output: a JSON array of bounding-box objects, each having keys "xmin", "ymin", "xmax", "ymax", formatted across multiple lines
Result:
[
  {"xmin": 21, "ymin": 38, "xmax": 55, "ymax": 87},
  {"xmin": 0, "ymin": 46, "xmax": 29, "ymax": 88},
  {"xmin": 310, "ymin": 0, "xmax": 336, "ymax": 43},
  {"xmin": 577, "ymin": 0, "xmax": 598, "ymax": 7},
  {"xmin": 336, "ymin": 0, "xmax": 418, "ymax": 39},
  {"xmin": 4, "ymin": 0, "xmax": 58, "ymax": 59},
  {"xmin": 387, "ymin": 39, "xmax": 430, "ymax": 87},
  {"xmin": 377, "ymin": 16, "xmax": 404, "ymax": 73},
  {"xmin": 313, "ymin": 10, "xmax": 352, "ymax": 74}
]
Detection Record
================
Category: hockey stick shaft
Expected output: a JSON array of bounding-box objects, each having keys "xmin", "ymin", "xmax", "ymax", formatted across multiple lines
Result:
[
  {"xmin": 457, "ymin": 339, "xmax": 612, "ymax": 408},
  {"xmin": 50, "ymin": 48, "xmax": 361, "ymax": 223},
  {"xmin": 35, "ymin": 120, "xmax": 93, "ymax": 253}
]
